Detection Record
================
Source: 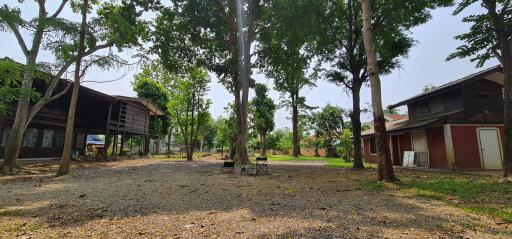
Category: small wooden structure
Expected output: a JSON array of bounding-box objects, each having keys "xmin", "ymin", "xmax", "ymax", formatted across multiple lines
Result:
[{"xmin": 0, "ymin": 69, "xmax": 163, "ymax": 160}]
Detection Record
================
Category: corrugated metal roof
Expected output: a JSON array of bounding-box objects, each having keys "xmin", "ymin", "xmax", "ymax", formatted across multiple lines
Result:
[
  {"xmin": 388, "ymin": 65, "xmax": 502, "ymax": 109},
  {"xmin": 362, "ymin": 110, "xmax": 463, "ymax": 136}
]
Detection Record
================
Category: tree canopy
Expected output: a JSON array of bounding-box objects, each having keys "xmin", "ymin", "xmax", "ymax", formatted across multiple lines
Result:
[
  {"xmin": 168, "ymin": 67, "xmax": 211, "ymax": 161},
  {"xmin": 133, "ymin": 66, "xmax": 171, "ymax": 138}
]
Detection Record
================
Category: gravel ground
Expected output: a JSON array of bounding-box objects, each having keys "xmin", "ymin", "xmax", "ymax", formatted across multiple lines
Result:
[{"xmin": 0, "ymin": 159, "xmax": 511, "ymax": 239}]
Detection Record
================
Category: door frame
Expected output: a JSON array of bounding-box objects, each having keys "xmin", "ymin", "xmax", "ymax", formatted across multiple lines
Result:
[
  {"xmin": 411, "ymin": 130, "xmax": 429, "ymax": 168},
  {"xmin": 411, "ymin": 131, "xmax": 428, "ymax": 152},
  {"xmin": 476, "ymin": 127, "xmax": 504, "ymax": 169}
]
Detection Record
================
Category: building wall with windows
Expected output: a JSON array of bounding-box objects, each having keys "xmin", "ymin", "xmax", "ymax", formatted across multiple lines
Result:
[{"xmin": 0, "ymin": 123, "xmax": 87, "ymax": 159}]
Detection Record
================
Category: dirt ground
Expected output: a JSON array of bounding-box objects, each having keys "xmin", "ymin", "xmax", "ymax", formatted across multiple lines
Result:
[{"xmin": 1, "ymin": 158, "xmax": 511, "ymax": 239}]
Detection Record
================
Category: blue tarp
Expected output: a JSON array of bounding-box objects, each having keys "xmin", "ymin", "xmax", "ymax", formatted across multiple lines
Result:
[{"xmin": 87, "ymin": 135, "xmax": 104, "ymax": 145}]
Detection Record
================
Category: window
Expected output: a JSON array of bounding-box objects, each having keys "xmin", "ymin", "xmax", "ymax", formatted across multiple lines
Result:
[
  {"xmin": 419, "ymin": 103, "xmax": 431, "ymax": 114},
  {"xmin": 22, "ymin": 129, "xmax": 38, "ymax": 148},
  {"xmin": 41, "ymin": 129, "xmax": 54, "ymax": 148},
  {"xmin": 55, "ymin": 130, "xmax": 65, "ymax": 147},
  {"xmin": 1, "ymin": 127, "xmax": 11, "ymax": 147},
  {"xmin": 369, "ymin": 137, "xmax": 377, "ymax": 155}
]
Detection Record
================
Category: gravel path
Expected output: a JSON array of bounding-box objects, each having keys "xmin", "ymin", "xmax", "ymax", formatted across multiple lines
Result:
[{"xmin": 0, "ymin": 159, "xmax": 510, "ymax": 239}]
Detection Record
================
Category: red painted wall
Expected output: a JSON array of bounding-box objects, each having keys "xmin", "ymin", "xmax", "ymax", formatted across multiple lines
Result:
[
  {"xmin": 426, "ymin": 126, "xmax": 448, "ymax": 169},
  {"xmin": 363, "ymin": 137, "xmax": 379, "ymax": 164},
  {"xmin": 398, "ymin": 133, "xmax": 412, "ymax": 163},
  {"xmin": 450, "ymin": 125, "xmax": 504, "ymax": 170}
]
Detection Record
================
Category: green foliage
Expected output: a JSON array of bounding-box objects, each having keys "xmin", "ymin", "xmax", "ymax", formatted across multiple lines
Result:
[
  {"xmin": 322, "ymin": 0, "xmax": 453, "ymax": 83},
  {"xmin": 214, "ymin": 116, "xmax": 235, "ymax": 151},
  {"xmin": 422, "ymin": 84, "xmax": 438, "ymax": 93},
  {"xmin": 447, "ymin": 0, "xmax": 509, "ymax": 67},
  {"xmin": 0, "ymin": 59, "xmax": 44, "ymax": 116},
  {"xmin": 0, "ymin": 60, "xmax": 23, "ymax": 115},
  {"xmin": 168, "ymin": 67, "xmax": 211, "ymax": 156},
  {"xmin": 133, "ymin": 64, "xmax": 171, "ymax": 138},
  {"xmin": 383, "ymin": 108, "xmax": 400, "ymax": 115},
  {"xmin": 200, "ymin": 113, "xmax": 216, "ymax": 150},
  {"xmin": 257, "ymin": 0, "xmax": 323, "ymax": 111},
  {"xmin": 152, "ymin": 0, "xmax": 265, "ymax": 89},
  {"xmin": 250, "ymin": 83, "xmax": 276, "ymax": 150},
  {"xmin": 337, "ymin": 128, "xmax": 354, "ymax": 161},
  {"xmin": 311, "ymin": 104, "xmax": 346, "ymax": 157},
  {"xmin": 266, "ymin": 128, "xmax": 293, "ymax": 154}
]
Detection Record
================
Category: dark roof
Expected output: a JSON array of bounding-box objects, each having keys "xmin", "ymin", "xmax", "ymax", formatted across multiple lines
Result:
[
  {"xmin": 388, "ymin": 65, "xmax": 502, "ymax": 109},
  {"xmin": 0, "ymin": 57, "xmax": 164, "ymax": 116},
  {"xmin": 362, "ymin": 110, "xmax": 463, "ymax": 137}
]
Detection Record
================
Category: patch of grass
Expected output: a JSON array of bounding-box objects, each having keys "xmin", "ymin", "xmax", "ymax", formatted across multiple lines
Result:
[
  {"xmin": 154, "ymin": 155, "xmax": 187, "ymax": 161},
  {"xmin": 463, "ymin": 206, "xmax": 512, "ymax": 221},
  {"xmin": 267, "ymin": 155, "xmax": 372, "ymax": 168},
  {"xmin": 401, "ymin": 179, "xmax": 511, "ymax": 201},
  {"xmin": 398, "ymin": 177, "xmax": 512, "ymax": 221},
  {"xmin": 361, "ymin": 181, "xmax": 385, "ymax": 191},
  {"xmin": 267, "ymin": 155, "xmax": 328, "ymax": 161},
  {"xmin": 0, "ymin": 208, "xmax": 25, "ymax": 217}
]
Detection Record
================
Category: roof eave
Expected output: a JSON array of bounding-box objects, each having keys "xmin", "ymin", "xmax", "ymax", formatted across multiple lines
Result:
[{"xmin": 388, "ymin": 65, "xmax": 502, "ymax": 109}]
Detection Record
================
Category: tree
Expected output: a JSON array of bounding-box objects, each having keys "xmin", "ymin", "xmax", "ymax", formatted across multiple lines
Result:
[
  {"xmin": 57, "ymin": 0, "xmax": 158, "ymax": 176},
  {"xmin": 447, "ymin": 0, "xmax": 511, "ymax": 177},
  {"xmin": 168, "ymin": 67, "xmax": 211, "ymax": 161},
  {"xmin": 361, "ymin": 0, "xmax": 396, "ymax": 182},
  {"xmin": 214, "ymin": 117, "xmax": 232, "ymax": 157},
  {"xmin": 152, "ymin": 0, "xmax": 267, "ymax": 164},
  {"xmin": 202, "ymin": 118, "xmax": 217, "ymax": 152},
  {"xmin": 57, "ymin": 0, "xmax": 89, "ymax": 176},
  {"xmin": 250, "ymin": 83, "xmax": 276, "ymax": 156},
  {"xmin": 257, "ymin": 0, "xmax": 325, "ymax": 158},
  {"xmin": 384, "ymin": 108, "xmax": 400, "ymax": 115},
  {"xmin": 319, "ymin": 0, "xmax": 452, "ymax": 170},
  {"xmin": 422, "ymin": 84, "xmax": 438, "ymax": 92},
  {"xmin": 311, "ymin": 105, "xmax": 345, "ymax": 158},
  {"xmin": 266, "ymin": 128, "xmax": 293, "ymax": 155},
  {"xmin": 0, "ymin": 59, "xmax": 28, "ymax": 116},
  {"xmin": 0, "ymin": 0, "xmax": 158, "ymax": 173},
  {"xmin": 133, "ymin": 68, "xmax": 171, "ymax": 153},
  {"xmin": 133, "ymin": 61, "xmax": 176, "ymax": 154}
]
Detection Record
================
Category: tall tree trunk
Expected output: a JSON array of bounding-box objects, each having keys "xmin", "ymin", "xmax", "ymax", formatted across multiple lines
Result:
[
  {"xmin": 352, "ymin": 82, "xmax": 365, "ymax": 169},
  {"xmin": 187, "ymin": 144, "xmax": 193, "ymax": 161},
  {"xmin": 1, "ymin": 56, "xmax": 41, "ymax": 173},
  {"xmin": 292, "ymin": 94, "xmax": 300, "ymax": 157},
  {"xmin": 57, "ymin": 0, "xmax": 88, "ymax": 176},
  {"xmin": 1, "ymin": 60, "xmax": 38, "ymax": 173},
  {"xmin": 261, "ymin": 133, "xmax": 267, "ymax": 156},
  {"xmin": 1, "ymin": 4, "xmax": 48, "ymax": 173},
  {"xmin": 360, "ymin": 0, "xmax": 396, "ymax": 182},
  {"xmin": 503, "ymin": 63, "xmax": 511, "ymax": 177},
  {"xmin": 231, "ymin": 0, "xmax": 251, "ymax": 165},
  {"xmin": 167, "ymin": 127, "xmax": 173, "ymax": 156},
  {"xmin": 500, "ymin": 44, "xmax": 512, "ymax": 177}
]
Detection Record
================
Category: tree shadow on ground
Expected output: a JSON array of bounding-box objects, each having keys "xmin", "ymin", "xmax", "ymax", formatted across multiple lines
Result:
[{"xmin": 1, "ymin": 160, "xmax": 510, "ymax": 238}]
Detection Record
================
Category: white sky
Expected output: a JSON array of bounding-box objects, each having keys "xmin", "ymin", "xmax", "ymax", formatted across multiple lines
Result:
[{"xmin": 0, "ymin": 1, "xmax": 499, "ymax": 128}]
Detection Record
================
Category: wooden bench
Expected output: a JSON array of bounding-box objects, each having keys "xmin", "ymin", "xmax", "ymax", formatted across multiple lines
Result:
[{"xmin": 221, "ymin": 161, "xmax": 235, "ymax": 174}]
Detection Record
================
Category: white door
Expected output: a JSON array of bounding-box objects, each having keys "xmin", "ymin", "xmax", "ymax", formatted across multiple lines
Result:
[
  {"xmin": 478, "ymin": 129, "xmax": 503, "ymax": 170},
  {"xmin": 412, "ymin": 132, "xmax": 429, "ymax": 167},
  {"xmin": 412, "ymin": 132, "xmax": 428, "ymax": 152}
]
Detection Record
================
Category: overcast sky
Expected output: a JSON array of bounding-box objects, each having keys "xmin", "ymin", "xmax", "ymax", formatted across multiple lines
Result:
[{"xmin": 0, "ymin": 1, "xmax": 499, "ymax": 129}]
